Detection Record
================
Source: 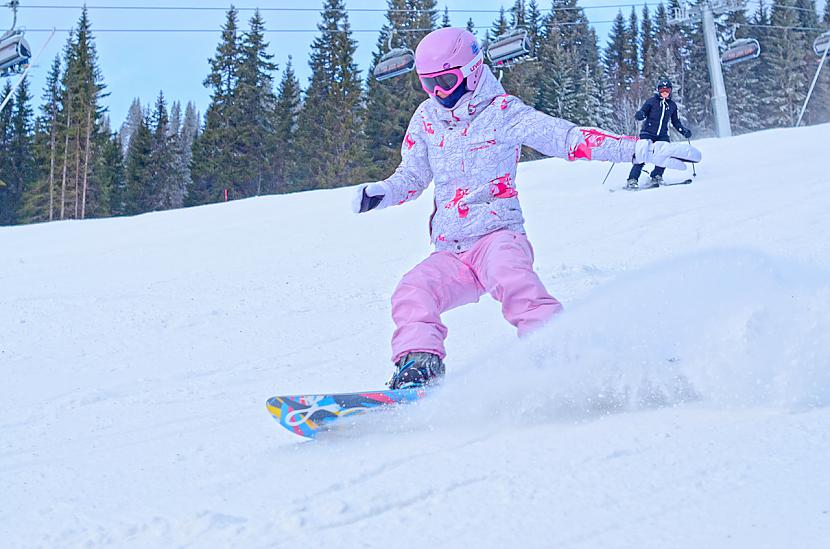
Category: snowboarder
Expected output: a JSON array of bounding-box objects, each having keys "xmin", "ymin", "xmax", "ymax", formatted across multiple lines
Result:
[
  {"xmin": 352, "ymin": 28, "xmax": 700, "ymax": 389},
  {"xmin": 626, "ymin": 79, "xmax": 693, "ymax": 189}
]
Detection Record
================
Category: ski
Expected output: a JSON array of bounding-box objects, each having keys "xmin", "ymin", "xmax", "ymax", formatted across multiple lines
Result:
[
  {"xmin": 266, "ymin": 388, "xmax": 427, "ymax": 439},
  {"xmin": 613, "ymin": 178, "xmax": 694, "ymax": 192}
]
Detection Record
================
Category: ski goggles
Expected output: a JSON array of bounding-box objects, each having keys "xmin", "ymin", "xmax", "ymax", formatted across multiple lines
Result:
[
  {"xmin": 658, "ymin": 87, "xmax": 672, "ymax": 94},
  {"xmin": 418, "ymin": 51, "xmax": 484, "ymax": 96}
]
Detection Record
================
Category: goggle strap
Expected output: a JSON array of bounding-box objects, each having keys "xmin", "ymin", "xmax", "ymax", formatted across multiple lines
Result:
[{"xmin": 459, "ymin": 50, "xmax": 484, "ymax": 78}]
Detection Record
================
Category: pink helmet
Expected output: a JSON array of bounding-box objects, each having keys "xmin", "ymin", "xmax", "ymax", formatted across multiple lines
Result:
[{"xmin": 415, "ymin": 27, "xmax": 485, "ymax": 91}]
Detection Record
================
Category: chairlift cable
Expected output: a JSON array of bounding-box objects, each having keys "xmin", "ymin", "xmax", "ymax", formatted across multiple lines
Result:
[
  {"xmin": 15, "ymin": 3, "xmax": 667, "ymax": 14},
  {"xmin": 13, "ymin": 1, "xmax": 824, "ymax": 19},
  {"xmin": 16, "ymin": 21, "xmax": 827, "ymax": 35},
  {"xmin": 17, "ymin": 21, "xmax": 625, "ymax": 34},
  {"xmin": 741, "ymin": 23, "xmax": 826, "ymax": 32}
]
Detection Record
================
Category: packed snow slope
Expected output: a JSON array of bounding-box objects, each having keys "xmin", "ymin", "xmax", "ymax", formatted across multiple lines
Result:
[{"xmin": 3, "ymin": 124, "xmax": 830, "ymax": 548}]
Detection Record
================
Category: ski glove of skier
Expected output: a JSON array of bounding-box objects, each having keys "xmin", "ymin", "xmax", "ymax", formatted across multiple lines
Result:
[
  {"xmin": 351, "ymin": 181, "xmax": 390, "ymax": 214},
  {"xmin": 634, "ymin": 110, "xmax": 646, "ymax": 121},
  {"xmin": 634, "ymin": 139, "xmax": 701, "ymax": 170},
  {"xmin": 681, "ymin": 128, "xmax": 692, "ymax": 139}
]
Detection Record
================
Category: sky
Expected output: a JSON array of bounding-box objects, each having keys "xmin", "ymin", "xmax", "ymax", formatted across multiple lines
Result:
[
  {"xmin": 3, "ymin": 118, "xmax": 830, "ymax": 545},
  {"xmin": 4, "ymin": 0, "xmax": 828, "ymax": 128}
]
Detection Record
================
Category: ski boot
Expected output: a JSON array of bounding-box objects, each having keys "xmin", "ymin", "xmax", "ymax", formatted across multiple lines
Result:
[
  {"xmin": 388, "ymin": 352, "xmax": 445, "ymax": 389},
  {"xmin": 624, "ymin": 178, "xmax": 638, "ymax": 190},
  {"xmin": 648, "ymin": 175, "xmax": 663, "ymax": 188}
]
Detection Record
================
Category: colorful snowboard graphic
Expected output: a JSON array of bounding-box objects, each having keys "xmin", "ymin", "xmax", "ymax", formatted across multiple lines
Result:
[{"xmin": 266, "ymin": 388, "xmax": 427, "ymax": 439}]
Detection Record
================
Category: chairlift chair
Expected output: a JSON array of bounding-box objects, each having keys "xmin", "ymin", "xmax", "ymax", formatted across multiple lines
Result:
[
  {"xmin": 373, "ymin": 47, "xmax": 416, "ymax": 81},
  {"xmin": 813, "ymin": 30, "xmax": 830, "ymax": 57},
  {"xmin": 720, "ymin": 38, "xmax": 760, "ymax": 67},
  {"xmin": 1, "ymin": 2, "xmax": 56, "ymax": 116},
  {"xmin": 668, "ymin": 4, "xmax": 689, "ymax": 25},
  {"xmin": 486, "ymin": 28, "xmax": 531, "ymax": 68},
  {"xmin": 0, "ymin": 30, "xmax": 31, "ymax": 76},
  {"xmin": 373, "ymin": 30, "xmax": 416, "ymax": 82}
]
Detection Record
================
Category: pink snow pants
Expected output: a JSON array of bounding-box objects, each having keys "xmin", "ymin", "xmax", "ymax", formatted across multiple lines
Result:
[{"xmin": 391, "ymin": 230, "xmax": 563, "ymax": 362}]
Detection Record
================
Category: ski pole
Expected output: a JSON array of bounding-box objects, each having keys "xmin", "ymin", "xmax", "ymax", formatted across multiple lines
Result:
[
  {"xmin": 688, "ymin": 138, "xmax": 697, "ymax": 177},
  {"xmin": 601, "ymin": 163, "xmax": 615, "ymax": 185}
]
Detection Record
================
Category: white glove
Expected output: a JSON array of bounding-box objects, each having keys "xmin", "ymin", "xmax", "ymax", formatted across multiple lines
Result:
[
  {"xmin": 634, "ymin": 139, "xmax": 702, "ymax": 170},
  {"xmin": 351, "ymin": 181, "xmax": 389, "ymax": 214}
]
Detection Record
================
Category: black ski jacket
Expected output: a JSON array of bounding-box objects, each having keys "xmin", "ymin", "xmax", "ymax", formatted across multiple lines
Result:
[{"xmin": 635, "ymin": 94, "xmax": 689, "ymax": 140}]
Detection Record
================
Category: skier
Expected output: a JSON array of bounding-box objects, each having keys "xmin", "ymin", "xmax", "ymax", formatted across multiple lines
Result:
[
  {"xmin": 626, "ymin": 79, "xmax": 693, "ymax": 189},
  {"xmin": 352, "ymin": 28, "xmax": 700, "ymax": 389}
]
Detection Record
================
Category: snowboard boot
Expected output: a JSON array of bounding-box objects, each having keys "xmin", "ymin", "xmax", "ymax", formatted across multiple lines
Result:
[
  {"xmin": 388, "ymin": 352, "xmax": 445, "ymax": 390},
  {"xmin": 625, "ymin": 178, "xmax": 638, "ymax": 189},
  {"xmin": 649, "ymin": 175, "xmax": 663, "ymax": 187}
]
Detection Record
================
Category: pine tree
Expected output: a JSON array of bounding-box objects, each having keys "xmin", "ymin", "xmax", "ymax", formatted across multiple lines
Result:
[
  {"xmin": 190, "ymin": 6, "xmax": 242, "ymax": 205},
  {"xmin": 363, "ymin": 0, "xmax": 426, "ymax": 181},
  {"xmin": 650, "ymin": 1, "xmax": 700, "ymax": 133},
  {"xmin": 0, "ymin": 80, "xmax": 11, "ymax": 147},
  {"xmin": 680, "ymin": 19, "xmax": 714, "ymax": 134},
  {"xmin": 466, "ymin": 17, "xmax": 476, "ymax": 34},
  {"xmin": 603, "ymin": 11, "xmax": 637, "ymax": 132},
  {"xmin": 0, "ymin": 77, "xmax": 35, "ymax": 225},
  {"xmin": 813, "ymin": 0, "xmax": 830, "ymax": 123},
  {"xmin": 100, "ymin": 132, "xmax": 126, "ymax": 216},
  {"xmin": 489, "ymin": 7, "xmax": 509, "ymax": 44},
  {"xmin": 572, "ymin": 63, "xmax": 603, "ymax": 127},
  {"xmin": 441, "ymin": 6, "xmax": 451, "ymax": 27},
  {"xmin": 640, "ymin": 5, "xmax": 656, "ymax": 90},
  {"xmin": 509, "ymin": 0, "xmax": 526, "ymax": 28},
  {"xmin": 182, "ymin": 102, "xmax": 200, "ymax": 145},
  {"xmin": 294, "ymin": 0, "xmax": 367, "ymax": 189},
  {"xmin": 0, "ymin": 82, "xmax": 16, "ymax": 224},
  {"xmin": 544, "ymin": 0, "xmax": 604, "ymax": 125},
  {"xmin": 119, "ymin": 98, "xmax": 143, "ymax": 153},
  {"xmin": 273, "ymin": 56, "xmax": 301, "ymax": 192},
  {"xmin": 749, "ymin": 0, "xmax": 774, "ymax": 129},
  {"xmin": 604, "ymin": 12, "xmax": 628, "ymax": 91},
  {"xmin": 535, "ymin": 20, "xmax": 578, "ymax": 120},
  {"xmin": 794, "ymin": 0, "xmax": 818, "ymax": 27},
  {"xmin": 190, "ymin": 8, "xmax": 278, "ymax": 200},
  {"xmin": 42, "ymin": 54, "xmax": 63, "ymax": 221},
  {"xmin": 790, "ymin": 0, "xmax": 825, "ymax": 125},
  {"xmin": 526, "ymin": 0, "xmax": 543, "ymax": 53},
  {"xmin": 651, "ymin": 2, "xmax": 683, "ymax": 92},
  {"xmin": 19, "ymin": 56, "xmax": 61, "ymax": 223},
  {"xmin": 124, "ymin": 113, "xmax": 153, "ymax": 214},
  {"xmin": 91, "ymin": 127, "xmax": 121, "ymax": 217},
  {"xmin": 762, "ymin": 0, "xmax": 810, "ymax": 126},
  {"xmin": 55, "ymin": 8, "xmax": 108, "ymax": 219},
  {"xmin": 169, "ymin": 101, "xmax": 182, "ymax": 137},
  {"xmin": 148, "ymin": 91, "xmax": 184, "ymax": 210},
  {"xmin": 722, "ymin": 8, "xmax": 763, "ymax": 133},
  {"xmin": 498, "ymin": 0, "xmax": 540, "ymax": 105},
  {"xmin": 236, "ymin": 8, "xmax": 279, "ymax": 196},
  {"xmin": 167, "ymin": 113, "xmax": 193, "ymax": 209},
  {"xmin": 627, "ymin": 6, "xmax": 640, "ymax": 85},
  {"xmin": 145, "ymin": 95, "xmax": 165, "ymax": 210},
  {"xmin": 792, "ymin": 0, "xmax": 821, "ymax": 120}
]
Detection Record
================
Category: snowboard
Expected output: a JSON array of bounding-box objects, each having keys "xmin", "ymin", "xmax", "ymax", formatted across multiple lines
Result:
[
  {"xmin": 266, "ymin": 388, "xmax": 427, "ymax": 439},
  {"xmin": 614, "ymin": 178, "xmax": 693, "ymax": 192}
]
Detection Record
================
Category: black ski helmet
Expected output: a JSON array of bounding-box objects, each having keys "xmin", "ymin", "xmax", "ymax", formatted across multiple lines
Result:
[{"xmin": 656, "ymin": 78, "xmax": 673, "ymax": 91}]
